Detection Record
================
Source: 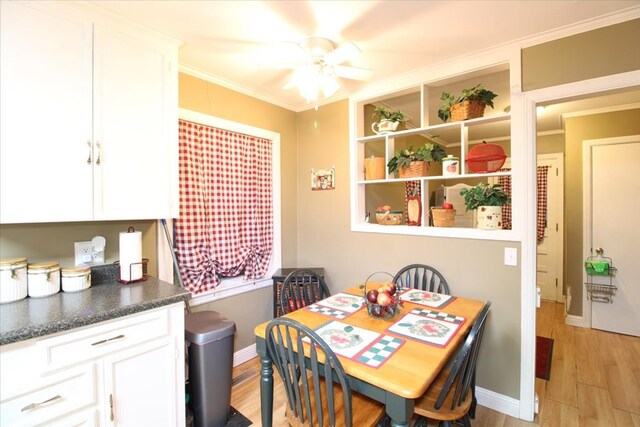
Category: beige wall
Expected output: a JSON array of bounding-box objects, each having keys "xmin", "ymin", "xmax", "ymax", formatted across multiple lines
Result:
[
  {"xmin": 522, "ymin": 19, "xmax": 640, "ymax": 91},
  {"xmin": 563, "ymin": 108, "xmax": 640, "ymax": 315},
  {"xmin": 296, "ymin": 99, "xmax": 522, "ymax": 398},
  {"xmin": 178, "ymin": 72, "xmax": 299, "ymax": 350},
  {"xmin": 0, "ymin": 220, "xmax": 158, "ymax": 277}
]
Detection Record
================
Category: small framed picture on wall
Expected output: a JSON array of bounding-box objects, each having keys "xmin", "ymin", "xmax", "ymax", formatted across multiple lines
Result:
[{"xmin": 311, "ymin": 167, "xmax": 335, "ymax": 191}]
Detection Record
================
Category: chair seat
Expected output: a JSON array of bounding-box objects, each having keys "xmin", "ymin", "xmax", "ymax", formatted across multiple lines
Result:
[
  {"xmin": 413, "ymin": 368, "xmax": 472, "ymax": 422},
  {"xmin": 286, "ymin": 376, "xmax": 385, "ymax": 427}
]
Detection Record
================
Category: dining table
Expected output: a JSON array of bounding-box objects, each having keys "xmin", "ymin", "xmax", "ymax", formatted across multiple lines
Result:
[{"xmin": 254, "ymin": 284, "xmax": 485, "ymax": 427}]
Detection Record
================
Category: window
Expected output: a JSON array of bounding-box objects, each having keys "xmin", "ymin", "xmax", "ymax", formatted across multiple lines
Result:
[{"xmin": 174, "ymin": 109, "xmax": 281, "ymax": 305}]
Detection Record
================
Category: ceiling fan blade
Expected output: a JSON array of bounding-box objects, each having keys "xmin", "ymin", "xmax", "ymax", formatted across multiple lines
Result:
[
  {"xmin": 324, "ymin": 42, "xmax": 360, "ymax": 65},
  {"xmin": 333, "ymin": 65, "xmax": 372, "ymax": 81},
  {"xmin": 258, "ymin": 41, "xmax": 310, "ymax": 69}
]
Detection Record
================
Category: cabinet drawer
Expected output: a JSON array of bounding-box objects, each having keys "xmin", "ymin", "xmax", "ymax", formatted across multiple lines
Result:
[
  {"xmin": 0, "ymin": 365, "xmax": 96, "ymax": 427},
  {"xmin": 38, "ymin": 308, "xmax": 170, "ymax": 372}
]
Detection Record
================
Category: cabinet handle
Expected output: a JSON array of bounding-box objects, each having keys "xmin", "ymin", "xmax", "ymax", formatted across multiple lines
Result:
[
  {"xmin": 21, "ymin": 395, "xmax": 62, "ymax": 412},
  {"xmin": 110, "ymin": 393, "xmax": 115, "ymax": 421},
  {"xmin": 95, "ymin": 141, "xmax": 101, "ymax": 165},
  {"xmin": 91, "ymin": 334, "xmax": 125, "ymax": 346},
  {"xmin": 87, "ymin": 140, "xmax": 92, "ymax": 165}
]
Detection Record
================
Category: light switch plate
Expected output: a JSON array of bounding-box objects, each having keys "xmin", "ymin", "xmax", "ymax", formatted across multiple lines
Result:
[
  {"xmin": 74, "ymin": 241, "xmax": 93, "ymax": 265},
  {"xmin": 504, "ymin": 247, "xmax": 518, "ymax": 266}
]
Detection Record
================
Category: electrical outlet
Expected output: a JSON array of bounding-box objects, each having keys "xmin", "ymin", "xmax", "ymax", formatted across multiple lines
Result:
[
  {"xmin": 504, "ymin": 247, "xmax": 518, "ymax": 266},
  {"xmin": 74, "ymin": 241, "xmax": 93, "ymax": 265}
]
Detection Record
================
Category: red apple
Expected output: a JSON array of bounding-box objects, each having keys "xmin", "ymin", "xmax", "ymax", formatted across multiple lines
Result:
[
  {"xmin": 366, "ymin": 289, "xmax": 379, "ymax": 304},
  {"xmin": 442, "ymin": 202, "xmax": 454, "ymax": 210},
  {"xmin": 377, "ymin": 204, "xmax": 392, "ymax": 212},
  {"xmin": 446, "ymin": 163, "xmax": 458, "ymax": 172},
  {"xmin": 376, "ymin": 291, "xmax": 393, "ymax": 306},
  {"xmin": 386, "ymin": 282, "xmax": 397, "ymax": 296}
]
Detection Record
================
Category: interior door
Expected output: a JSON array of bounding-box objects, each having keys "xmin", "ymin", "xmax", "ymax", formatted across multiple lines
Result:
[
  {"xmin": 536, "ymin": 154, "xmax": 563, "ymax": 302},
  {"xmin": 587, "ymin": 136, "xmax": 640, "ymax": 336}
]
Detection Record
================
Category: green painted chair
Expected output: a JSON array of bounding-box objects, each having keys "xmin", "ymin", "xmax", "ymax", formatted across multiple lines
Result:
[
  {"xmin": 279, "ymin": 269, "xmax": 330, "ymax": 315},
  {"xmin": 413, "ymin": 301, "xmax": 491, "ymax": 427},
  {"xmin": 393, "ymin": 264, "xmax": 451, "ymax": 295},
  {"xmin": 265, "ymin": 317, "xmax": 385, "ymax": 427}
]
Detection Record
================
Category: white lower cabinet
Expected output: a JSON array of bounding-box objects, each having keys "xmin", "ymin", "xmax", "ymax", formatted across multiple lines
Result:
[{"xmin": 0, "ymin": 303, "xmax": 185, "ymax": 426}]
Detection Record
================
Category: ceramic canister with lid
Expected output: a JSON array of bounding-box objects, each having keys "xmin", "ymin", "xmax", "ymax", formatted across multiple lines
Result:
[
  {"xmin": 0, "ymin": 258, "xmax": 28, "ymax": 303},
  {"xmin": 27, "ymin": 262, "xmax": 61, "ymax": 298},
  {"xmin": 442, "ymin": 154, "xmax": 460, "ymax": 176},
  {"xmin": 61, "ymin": 266, "xmax": 91, "ymax": 293}
]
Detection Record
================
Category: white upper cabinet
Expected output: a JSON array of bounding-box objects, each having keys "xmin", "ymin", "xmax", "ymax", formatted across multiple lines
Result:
[{"xmin": 0, "ymin": 2, "xmax": 179, "ymax": 224}]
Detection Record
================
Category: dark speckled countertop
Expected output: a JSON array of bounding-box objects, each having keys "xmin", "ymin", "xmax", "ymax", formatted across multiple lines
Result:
[{"xmin": 0, "ymin": 265, "xmax": 191, "ymax": 346}]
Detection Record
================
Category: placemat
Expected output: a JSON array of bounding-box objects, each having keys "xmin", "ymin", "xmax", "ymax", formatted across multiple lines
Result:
[
  {"xmin": 410, "ymin": 308, "xmax": 465, "ymax": 324},
  {"xmin": 313, "ymin": 321, "xmax": 380, "ymax": 358},
  {"xmin": 387, "ymin": 312, "xmax": 463, "ymax": 348},
  {"xmin": 305, "ymin": 304, "xmax": 351, "ymax": 319},
  {"xmin": 355, "ymin": 335, "xmax": 405, "ymax": 368},
  {"xmin": 315, "ymin": 293, "xmax": 365, "ymax": 313},
  {"xmin": 399, "ymin": 289, "xmax": 456, "ymax": 309}
]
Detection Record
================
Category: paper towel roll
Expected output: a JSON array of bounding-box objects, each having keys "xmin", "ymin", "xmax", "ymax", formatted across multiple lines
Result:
[{"xmin": 119, "ymin": 229, "xmax": 142, "ymax": 281}]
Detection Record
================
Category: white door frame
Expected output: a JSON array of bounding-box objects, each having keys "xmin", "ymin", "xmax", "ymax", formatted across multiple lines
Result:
[
  {"xmin": 537, "ymin": 153, "xmax": 564, "ymax": 303},
  {"xmin": 582, "ymin": 135, "xmax": 640, "ymax": 329},
  {"xmin": 519, "ymin": 69, "xmax": 640, "ymax": 421}
]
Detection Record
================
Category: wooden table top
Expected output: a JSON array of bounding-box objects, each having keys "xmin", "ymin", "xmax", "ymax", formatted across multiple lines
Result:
[{"xmin": 255, "ymin": 285, "xmax": 485, "ymax": 399}]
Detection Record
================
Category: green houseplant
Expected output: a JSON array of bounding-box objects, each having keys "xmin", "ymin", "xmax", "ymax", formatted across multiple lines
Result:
[
  {"xmin": 438, "ymin": 84, "xmax": 498, "ymax": 123},
  {"xmin": 387, "ymin": 142, "xmax": 446, "ymax": 178},
  {"xmin": 371, "ymin": 106, "xmax": 408, "ymax": 134},
  {"xmin": 459, "ymin": 183, "xmax": 509, "ymax": 229}
]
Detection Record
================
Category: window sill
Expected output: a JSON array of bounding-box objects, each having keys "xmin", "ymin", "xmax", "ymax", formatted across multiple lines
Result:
[{"xmin": 187, "ymin": 276, "xmax": 273, "ymax": 308}]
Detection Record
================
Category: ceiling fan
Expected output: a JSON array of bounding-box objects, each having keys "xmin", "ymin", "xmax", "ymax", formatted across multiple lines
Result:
[{"xmin": 261, "ymin": 37, "xmax": 372, "ymax": 102}]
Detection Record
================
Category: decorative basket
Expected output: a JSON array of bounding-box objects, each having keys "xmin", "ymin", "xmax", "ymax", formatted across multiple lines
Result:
[
  {"xmin": 431, "ymin": 208, "xmax": 456, "ymax": 227},
  {"xmin": 398, "ymin": 161, "xmax": 429, "ymax": 178},
  {"xmin": 361, "ymin": 272, "xmax": 403, "ymax": 319},
  {"xmin": 450, "ymin": 100, "xmax": 486, "ymax": 122},
  {"xmin": 466, "ymin": 142, "xmax": 506, "ymax": 173},
  {"xmin": 376, "ymin": 210, "xmax": 403, "ymax": 225}
]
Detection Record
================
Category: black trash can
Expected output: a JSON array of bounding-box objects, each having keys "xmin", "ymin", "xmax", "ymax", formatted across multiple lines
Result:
[{"xmin": 185, "ymin": 311, "xmax": 236, "ymax": 427}]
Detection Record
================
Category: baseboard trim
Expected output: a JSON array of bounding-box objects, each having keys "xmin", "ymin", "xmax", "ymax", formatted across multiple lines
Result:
[
  {"xmin": 233, "ymin": 343, "xmax": 257, "ymax": 367},
  {"xmin": 565, "ymin": 313, "xmax": 588, "ymax": 328},
  {"xmin": 476, "ymin": 386, "xmax": 521, "ymax": 419}
]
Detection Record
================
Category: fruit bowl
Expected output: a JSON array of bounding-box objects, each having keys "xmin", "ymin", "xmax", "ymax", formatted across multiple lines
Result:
[{"xmin": 361, "ymin": 272, "xmax": 403, "ymax": 319}]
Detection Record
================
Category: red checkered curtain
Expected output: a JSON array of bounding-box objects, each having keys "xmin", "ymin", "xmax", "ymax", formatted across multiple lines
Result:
[
  {"xmin": 498, "ymin": 166, "xmax": 549, "ymax": 243},
  {"xmin": 175, "ymin": 120, "xmax": 273, "ymax": 294}
]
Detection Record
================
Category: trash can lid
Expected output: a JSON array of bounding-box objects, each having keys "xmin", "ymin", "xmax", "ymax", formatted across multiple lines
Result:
[{"xmin": 185, "ymin": 311, "xmax": 236, "ymax": 344}]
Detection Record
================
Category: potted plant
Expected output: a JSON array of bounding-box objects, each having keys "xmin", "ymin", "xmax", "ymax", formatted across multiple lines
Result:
[
  {"xmin": 437, "ymin": 84, "xmax": 498, "ymax": 123},
  {"xmin": 387, "ymin": 142, "xmax": 446, "ymax": 178},
  {"xmin": 459, "ymin": 183, "xmax": 508, "ymax": 229},
  {"xmin": 371, "ymin": 106, "xmax": 408, "ymax": 134}
]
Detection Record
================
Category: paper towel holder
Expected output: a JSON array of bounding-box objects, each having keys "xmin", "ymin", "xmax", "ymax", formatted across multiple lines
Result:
[{"xmin": 114, "ymin": 259, "xmax": 149, "ymax": 284}]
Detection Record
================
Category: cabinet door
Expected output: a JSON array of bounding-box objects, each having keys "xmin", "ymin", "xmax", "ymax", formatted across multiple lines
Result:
[
  {"xmin": 0, "ymin": 1, "xmax": 93, "ymax": 223},
  {"xmin": 93, "ymin": 24, "xmax": 178, "ymax": 220},
  {"xmin": 103, "ymin": 338, "xmax": 178, "ymax": 427}
]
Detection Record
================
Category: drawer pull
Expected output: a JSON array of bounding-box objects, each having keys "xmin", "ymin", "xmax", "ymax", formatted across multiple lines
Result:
[
  {"xmin": 91, "ymin": 334, "xmax": 125, "ymax": 346},
  {"xmin": 21, "ymin": 394, "xmax": 62, "ymax": 412}
]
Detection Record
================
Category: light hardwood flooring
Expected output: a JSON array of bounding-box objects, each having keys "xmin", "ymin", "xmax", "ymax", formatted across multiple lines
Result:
[{"xmin": 230, "ymin": 301, "xmax": 640, "ymax": 426}]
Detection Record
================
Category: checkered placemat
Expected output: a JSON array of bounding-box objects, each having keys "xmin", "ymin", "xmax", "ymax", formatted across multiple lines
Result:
[
  {"xmin": 356, "ymin": 335, "xmax": 405, "ymax": 368},
  {"xmin": 305, "ymin": 304, "xmax": 351, "ymax": 319},
  {"xmin": 411, "ymin": 308, "xmax": 465, "ymax": 324}
]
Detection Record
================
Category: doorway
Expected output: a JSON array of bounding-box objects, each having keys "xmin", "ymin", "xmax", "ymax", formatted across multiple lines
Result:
[
  {"xmin": 583, "ymin": 135, "xmax": 640, "ymax": 336},
  {"xmin": 536, "ymin": 153, "xmax": 564, "ymax": 303}
]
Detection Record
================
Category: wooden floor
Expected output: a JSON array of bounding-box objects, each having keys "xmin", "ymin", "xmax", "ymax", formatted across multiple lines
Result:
[{"xmin": 230, "ymin": 301, "xmax": 640, "ymax": 426}]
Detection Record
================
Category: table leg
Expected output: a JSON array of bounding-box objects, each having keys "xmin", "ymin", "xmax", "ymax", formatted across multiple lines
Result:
[
  {"xmin": 258, "ymin": 345, "xmax": 274, "ymax": 427},
  {"xmin": 385, "ymin": 392, "xmax": 413, "ymax": 427}
]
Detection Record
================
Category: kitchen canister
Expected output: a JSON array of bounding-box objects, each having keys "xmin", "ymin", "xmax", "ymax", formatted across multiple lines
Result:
[
  {"xmin": 61, "ymin": 266, "xmax": 91, "ymax": 293},
  {"xmin": 0, "ymin": 258, "xmax": 28, "ymax": 303},
  {"xmin": 27, "ymin": 262, "xmax": 61, "ymax": 298},
  {"xmin": 442, "ymin": 155, "xmax": 460, "ymax": 176}
]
